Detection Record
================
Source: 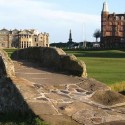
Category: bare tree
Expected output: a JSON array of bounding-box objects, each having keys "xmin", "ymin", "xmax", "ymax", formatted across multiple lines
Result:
[{"xmin": 93, "ymin": 29, "xmax": 101, "ymax": 42}]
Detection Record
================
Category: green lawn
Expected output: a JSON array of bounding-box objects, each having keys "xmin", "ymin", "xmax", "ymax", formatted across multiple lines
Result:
[
  {"xmin": 4, "ymin": 48, "xmax": 18, "ymax": 57},
  {"xmin": 65, "ymin": 49, "xmax": 125, "ymax": 85}
]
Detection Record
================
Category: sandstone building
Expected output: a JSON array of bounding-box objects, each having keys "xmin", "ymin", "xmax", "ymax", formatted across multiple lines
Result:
[
  {"xmin": 0, "ymin": 28, "xmax": 49, "ymax": 48},
  {"xmin": 101, "ymin": 2, "xmax": 125, "ymax": 48}
]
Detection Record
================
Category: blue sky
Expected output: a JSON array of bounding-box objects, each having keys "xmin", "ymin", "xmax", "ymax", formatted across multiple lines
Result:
[{"xmin": 0, "ymin": 0, "xmax": 125, "ymax": 43}]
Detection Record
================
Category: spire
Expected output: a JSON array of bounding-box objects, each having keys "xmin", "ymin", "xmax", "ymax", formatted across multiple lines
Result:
[
  {"xmin": 68, "ymin": 29, "xmax": 73, "ymax": 43},
  {"xmin": 69, "ymin": 29, "xmax": 72, "ymax": 39},
  {"xmin": 102, "ymin": 1, "xmax": 109, "ymax": 13}
]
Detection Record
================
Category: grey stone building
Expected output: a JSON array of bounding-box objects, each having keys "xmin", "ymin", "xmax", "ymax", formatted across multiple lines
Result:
[{"xmin": 0, "ymin": 28, "xmax": 49, "ymax": 48}]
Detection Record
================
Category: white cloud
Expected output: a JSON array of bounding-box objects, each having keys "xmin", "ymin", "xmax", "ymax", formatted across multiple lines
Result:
[{"xmin": 0, "ymin": 0, "xmax": 100, "ymax": 42}]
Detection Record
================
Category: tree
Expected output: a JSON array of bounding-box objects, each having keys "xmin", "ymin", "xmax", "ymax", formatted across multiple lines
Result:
[{"xmin": 93, "ymin": 29, "xmax": 101, "ymax": 42}]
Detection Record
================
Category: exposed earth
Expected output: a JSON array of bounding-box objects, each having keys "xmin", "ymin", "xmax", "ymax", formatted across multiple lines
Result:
[{"xmin": 10, "ymin": 60, "xmax": 125, "ymax": 125}]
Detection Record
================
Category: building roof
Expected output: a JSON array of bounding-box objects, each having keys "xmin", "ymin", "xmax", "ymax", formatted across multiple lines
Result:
[
  {"xmin": 29, "ymin": 29, "xmax": 39, "ymax": 35},
  {"xmin": 0, "ymin": 28, "xmax": 9, "ymax": 32},
  {"xmin": 0, "ymin": 28, "xmax": 9, "ymax": 34},
  {"xmin": 12, "ymin": 29, "xmax": 19, "ymax": 34},
  {"xmin": 19, "ymin": 30, "xmax": 32, "ymax": 35},
  {"xmin": 12, "ymin": 29, "xmax": 19, "ymax": 32}
]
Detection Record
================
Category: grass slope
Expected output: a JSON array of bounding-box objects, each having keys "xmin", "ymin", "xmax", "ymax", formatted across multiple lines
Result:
[
  {"xmin": 3, "ymin": 48, "xmax": 18, "ymax": 57},
  {"xmin": 65, "ymin": 49, "xmax": 125, "ymax": 86}
]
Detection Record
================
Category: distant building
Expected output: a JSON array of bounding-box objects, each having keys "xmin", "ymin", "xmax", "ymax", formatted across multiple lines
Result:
[
  {"xmin": 101, "ymin": 2, "xmax": 125, "ymax": 48},
  {"xmin": 67, "ymin": 29, "xmax": 73, "ymax": 43},
  {"xmin": 92, "ymin": 42, "xmax": 100, "ymax": 48},
  {"xmin": 67, "ymin": 30, "xmax": 75, "ymax": 48},
  {"xmin": 0, "ymin": 28, "xmax": 49, "ymax": 48}
]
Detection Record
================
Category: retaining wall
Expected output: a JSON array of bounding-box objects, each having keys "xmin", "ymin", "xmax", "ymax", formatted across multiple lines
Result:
[
  {"xmin": 0, "ymin": 49, "xmax": 15, "ymax": 78},
  {"xmin": 12, "ymin": 47, "xmax": 87, "ymax": 77},
  {"xmin": 0, "ymin": 49, "xmax": 32, "ymax": 114}
]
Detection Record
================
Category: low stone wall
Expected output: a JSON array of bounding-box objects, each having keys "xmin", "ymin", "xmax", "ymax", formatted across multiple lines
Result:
[
  {"xmin": 0, "ymin": 56, "xmax": 6, "ymax": 78},
  {"xmin": 12, "ymin": 47, "xmax": 87, "ymax": 77},
  {"xmin": 0, "ymin": 78, "xmax": 32, "ymax": 114},
  {"xmin": 0, "ymin": 49, "xmax": 15, "ymax": 78},
  {"xmin": 0, "ymin": 49, "xmax": 33, "ymax": 115}
]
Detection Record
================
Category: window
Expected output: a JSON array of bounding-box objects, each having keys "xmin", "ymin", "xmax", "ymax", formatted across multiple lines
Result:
[
  {"xmin": 103, "ymin": 18, "xmax": 106, "ymax": 21},
  {"xmin": 109, "ymin": 17, "xmax": 112, "ymax": 21},
  {"xmin": 113, "ymin": 22, "xmax": 118, "ymax": 25},
  {"xmin": 22, "ymin": 42, "xmax": 23, "ymax": 48},
  {"xmin": 2, "ymin": 43, "xmax": 5, "ymax": 47},
  {"xmin": 116, "ymin": 16, "xmax": 119, "ymax": 20},
  {"xmin": 35, "ymin": 38, "xmax": 37, "ymax": 42},
  {"xmin": 120, "ymin": 27, "xmax": 124, "ymax": 31},
  {"xmin": 24, "ymin": 42, "xmax": 26, "ymax": 48},
  {"xmin": 107, "ymin": 27, "xmax": 112, "ymax": 31},
  {"xmin": 103, "ymin": 22, "xmax": 106, "ymax": 25},
  {"xmin": 0, "ymin": 38, "xmax": 4, "ymax": 41},
  {"xmin": 27, "ymin": 41, "xmax": 28, "ymax": 47},
  {"xmin": 109, "ymin": 22, "xmax": 112, "ymax": 25},
  {"xmin": 29, "ymin": 42, "xmax": 31, "ymax": 47},
  {"xmin": 121, "ymin": 16, "xmax": 124, "ymax": 20}
]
